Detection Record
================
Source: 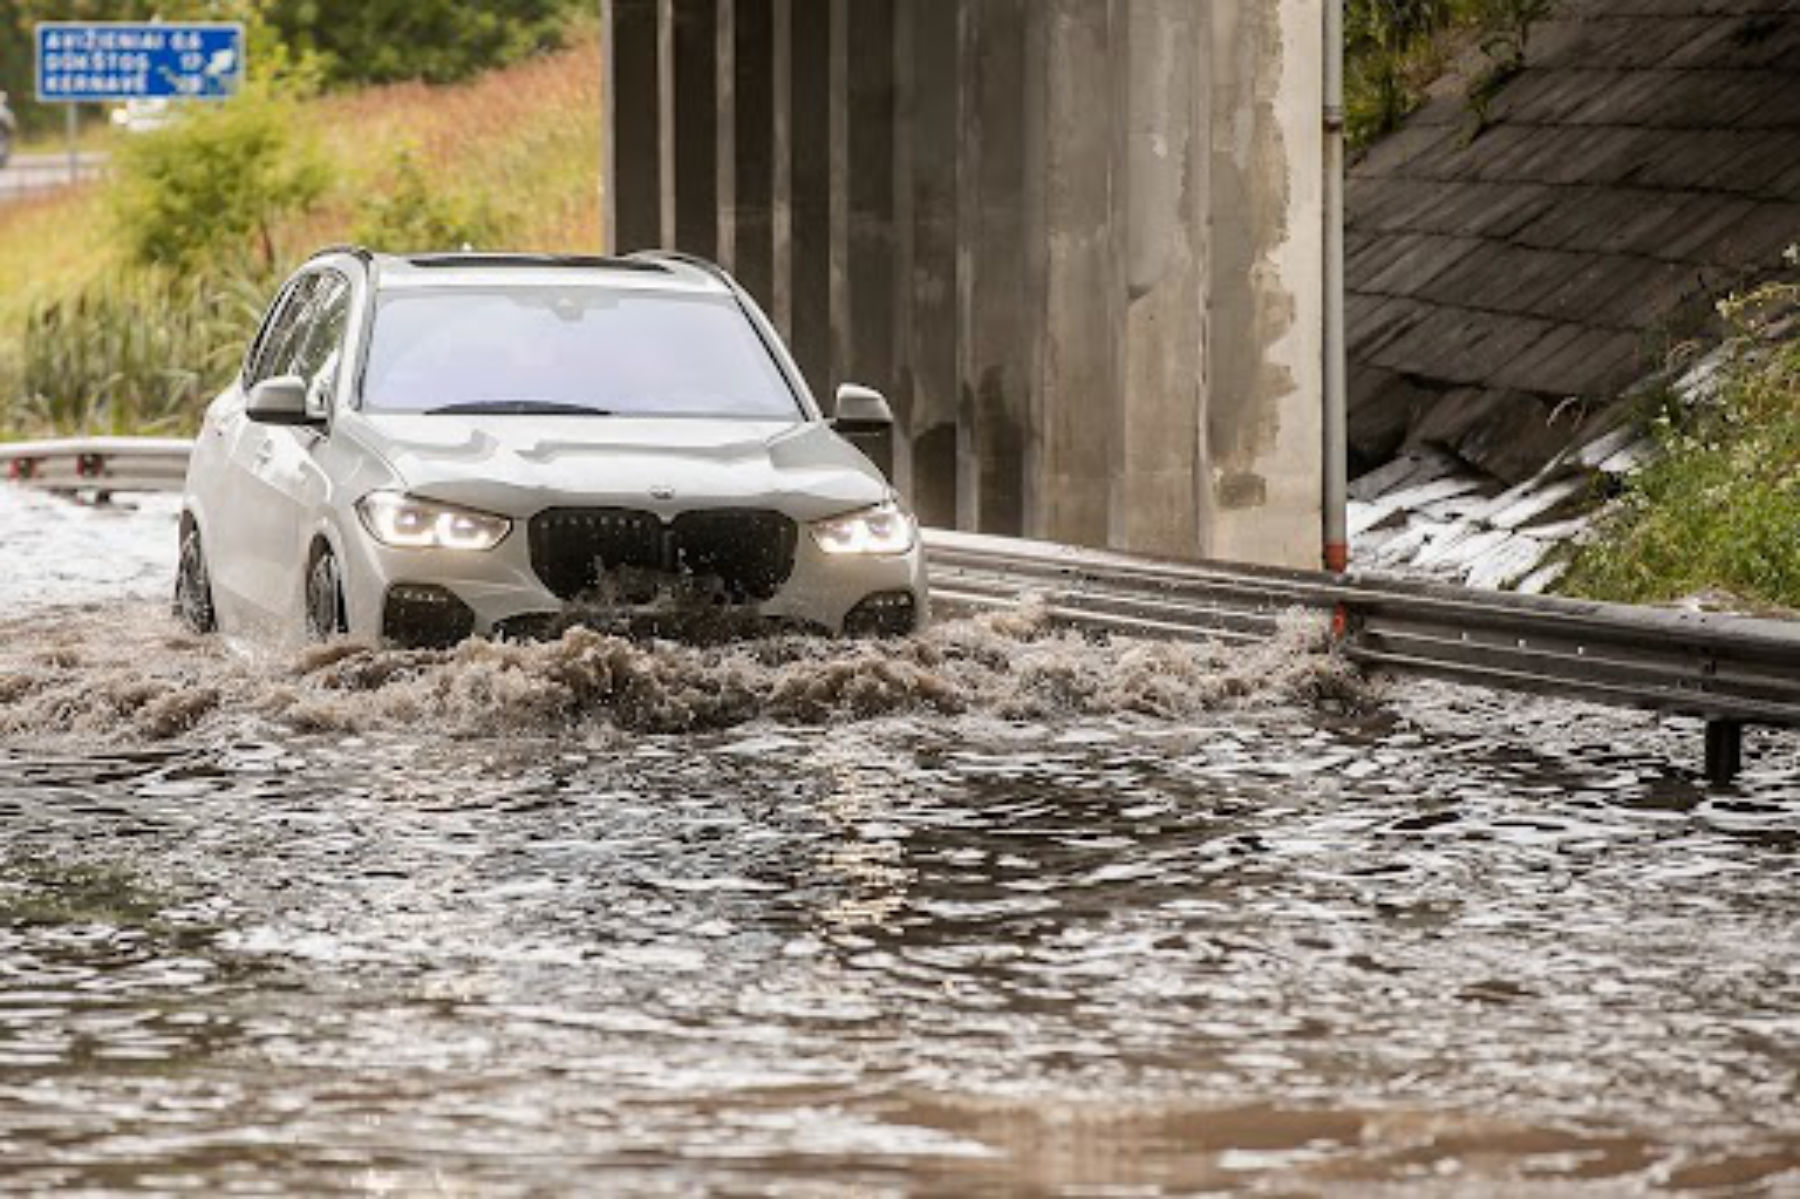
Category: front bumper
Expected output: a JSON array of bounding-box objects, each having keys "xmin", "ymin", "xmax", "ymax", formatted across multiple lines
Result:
[{"xmin": 337, "ymin": 512, "xmax": 928, "ymax": 646}]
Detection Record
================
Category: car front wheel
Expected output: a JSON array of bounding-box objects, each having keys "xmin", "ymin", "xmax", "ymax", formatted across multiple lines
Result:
[
  {"xmin": 305, "ymin": 547, "xmax": 346, "ymax": 641},
  {"xmin": 174, "ymin": 523, "xmax": 217, "ymax": 634}
]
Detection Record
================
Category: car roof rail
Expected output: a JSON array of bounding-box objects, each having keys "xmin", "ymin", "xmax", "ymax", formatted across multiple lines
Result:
[
  {"xmin": 627, "ymin": 250, "xmax": 734, "ymax": 286},
  {"xmin": 403, "ymin": 251, "xmax": 667, "ymax": 272},
  {"xmin": 306, "ymin": 243, "xmax": 373, "ymax": 263}
]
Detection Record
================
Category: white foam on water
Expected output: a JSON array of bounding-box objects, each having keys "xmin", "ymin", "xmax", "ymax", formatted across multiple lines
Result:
[
  {"xmin": 0, "ymin": 485, "xmax": 1364, "ymax": 743},
  {"xmin": 0, "ymin": 487, "xmax": 181, "ymax": 611}
]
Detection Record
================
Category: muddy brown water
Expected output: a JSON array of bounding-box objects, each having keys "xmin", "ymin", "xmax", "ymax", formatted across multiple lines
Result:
[{"xmin": 1, "ymin": 488, "xmax": 1796, "ymax": 1195}]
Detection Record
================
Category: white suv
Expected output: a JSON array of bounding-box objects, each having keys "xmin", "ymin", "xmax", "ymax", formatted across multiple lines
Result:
[{"xmin": 177, "ymin": 248, "xmax": 925, "ymax": 647}]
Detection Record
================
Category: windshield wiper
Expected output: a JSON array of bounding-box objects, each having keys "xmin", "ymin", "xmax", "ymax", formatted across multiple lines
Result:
[{"xmin": 424, "ymin": 400, "xmax": 614, "ymax": 416}]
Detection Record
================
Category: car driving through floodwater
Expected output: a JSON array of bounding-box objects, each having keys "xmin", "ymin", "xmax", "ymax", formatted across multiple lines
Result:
[{"xmin": 176, "ymin": 248, "xmax": 926, "ymax": 647}]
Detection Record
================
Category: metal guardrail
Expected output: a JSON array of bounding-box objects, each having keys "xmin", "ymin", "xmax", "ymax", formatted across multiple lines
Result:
[
  {"xmin": 0, "ymin": 151, "xmax": 109, "ymax": 202},
  {"xmin": 926, "ymin": 530, "xmax": 1800, "ymax": 782},
  {"xmin": 7, "ymin": 437, "xmax": 1796, "ymax": 780},
  {"xmin": 4, "ymin": 436, "xmax": 191, "ymax": 496}
]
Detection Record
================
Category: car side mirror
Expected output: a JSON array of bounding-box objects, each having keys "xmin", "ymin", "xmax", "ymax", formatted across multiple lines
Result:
[
  {"xmin": 832, "ymin": 383, "xmax": 894, "ymax": 431},
  {"xmin": 246, "ymin": 374, "xmax": 323, "ymax": 427},
  {"xmin": 831, "ymin": 384, "xmax": 894, "ymax": 480}
]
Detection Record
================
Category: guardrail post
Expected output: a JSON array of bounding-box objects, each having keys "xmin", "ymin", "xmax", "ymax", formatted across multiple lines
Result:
[{"xmin": 1704, "ymin": 718, "xmax": 1743, "ymax": 786}]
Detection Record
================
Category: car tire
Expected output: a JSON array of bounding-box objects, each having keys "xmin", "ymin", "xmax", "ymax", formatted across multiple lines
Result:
[
  {"xmin": 174, "ymin": 523, "xmax": 217, "ymax": 634},
  {"xmin": 305, "ymin": 547, "xmax": 346, "ymax": 642}
]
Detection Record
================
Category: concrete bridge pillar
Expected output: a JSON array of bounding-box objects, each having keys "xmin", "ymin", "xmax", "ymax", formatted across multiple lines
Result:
[
  {"xmin": 893, "ymin": 0, "xmax": 962, "ymax": 530},
  {"xmin": 667, "ymin": 0, "xmax": 718, "ymax": 256},
  {"xmin": 1205, "ymin": 0, "xmax": 1324, "ymax": 567},
  {"xmin": 1119, "ymin": 0, "xmax": 1210, "ymax": 557},
  {"xmin": 601, "ymin": 0, "xmax": 1325, "ymax": 570},
  {"xmin": 956, "ymin": 0, "xmax": 1031, "ymax": 536},
  {"xmin": 831, "ymin": 0, "xmax": 898, "ymax": 476},
  {"xmin": 716, "ymin": 0, "xmax": 774, "ymax": 303},
  {"xmin": 603, "ymin": 0, "xmax": 662, "ymax": 251}
]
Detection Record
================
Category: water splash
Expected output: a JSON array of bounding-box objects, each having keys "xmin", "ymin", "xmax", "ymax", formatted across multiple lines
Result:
[{"xmin": 0, "ymin": 599, "xmax": 1365, "ymax": 742}]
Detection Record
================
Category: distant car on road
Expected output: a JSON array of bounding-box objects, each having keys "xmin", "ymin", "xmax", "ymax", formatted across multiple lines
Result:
[
  {"xmin": 0, "ymin": 92, "xmax": 16, "ymax": 167},
  {"xmin": 110, "ymin": 98, "xmax": 173, "ymax": 134},
  {"xmin": 176, "ymin": 248, "xmax": 926, "ymax": 648}
]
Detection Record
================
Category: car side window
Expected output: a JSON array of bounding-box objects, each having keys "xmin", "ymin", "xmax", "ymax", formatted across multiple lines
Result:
[
  {"xmin": 289, "ymin": 273, "xmax": 352, "ymax": 411},
  {"xmin": 246, "ymin": 274, "xmax": 318, "ymax": 386}
]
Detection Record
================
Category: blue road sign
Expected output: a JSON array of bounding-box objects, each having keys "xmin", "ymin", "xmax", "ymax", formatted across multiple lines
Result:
[{"xmin": 35, "ymin": 22, "xmax": 244, "ymax": 103}]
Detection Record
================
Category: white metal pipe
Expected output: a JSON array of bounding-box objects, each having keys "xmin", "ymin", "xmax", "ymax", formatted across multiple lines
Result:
[{"xmin": 1322, "ymin": 0, "xmax": 1348, "ymax": 573}]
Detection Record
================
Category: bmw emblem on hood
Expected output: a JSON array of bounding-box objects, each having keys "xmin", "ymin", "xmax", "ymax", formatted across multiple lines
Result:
[{"xmin": 649, "ymin": 484, "xmax": 676, "ymax": 500}]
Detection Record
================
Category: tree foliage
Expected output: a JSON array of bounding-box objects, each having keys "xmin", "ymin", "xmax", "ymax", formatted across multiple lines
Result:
[
  {"xmin": 109, "ymin": 86, "xmax": 327, "ymax": 272},
  {"xmin": 353, "ymin": 148, "xmax": 499, "ymax": 253},
  {"xmin": 261, "ymin": 0, "xmax": 576, "ymax": 88}
]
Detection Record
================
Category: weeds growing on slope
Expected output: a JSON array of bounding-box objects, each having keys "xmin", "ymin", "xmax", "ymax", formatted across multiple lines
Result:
[
  {"xmin": 1346, "ymin": 0, "xmax": 1560, "ymax": 151},
  {"xmin": 1562, "ymin": 282, "xmax": 1800, "ymax": 613},
  {"xmin": 13, "ymin": 267, "xmax": 270, "ymax": 435}
]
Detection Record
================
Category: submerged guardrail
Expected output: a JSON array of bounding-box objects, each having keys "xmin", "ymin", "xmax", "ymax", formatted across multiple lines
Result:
[{"xmin": 8, "ymin": 436, "xmax": 1797, "ymax": 781}]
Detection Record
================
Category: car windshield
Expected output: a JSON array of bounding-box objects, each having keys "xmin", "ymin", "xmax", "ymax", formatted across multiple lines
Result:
[{"xmin": 360, "ymin": 285, "xmax": 803, "ymax": 420}]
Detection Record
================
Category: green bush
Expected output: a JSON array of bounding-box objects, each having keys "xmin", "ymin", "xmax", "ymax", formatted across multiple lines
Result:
[
  {"xmin": 109, "ymin": 87, "xmax": 328, "ymax": 272},
  {"xmin": 10, "ymin": 267, "xmax": 269, "ymax": 435},
  {"xmin": 353, "ymin": 148, "xmax": 500, "ymax": 253},
  {"xmin": 1562, "ymin": 285, "xmax": 1800, "ymax": 611}
]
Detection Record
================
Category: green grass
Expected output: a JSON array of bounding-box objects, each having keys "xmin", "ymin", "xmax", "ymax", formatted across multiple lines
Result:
[{"xmin": 1561, "ymin": 286, "xmax": 1800, "ymax": 612}]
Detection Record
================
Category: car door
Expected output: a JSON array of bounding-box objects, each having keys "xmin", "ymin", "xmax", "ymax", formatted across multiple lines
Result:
[
  {"xmin": 206, "ymin": 273, "xmax": 316, "ymax": 622},
  {"xmin": 238, "ymin": 270, "xmax": 353, "ymax": 624}
]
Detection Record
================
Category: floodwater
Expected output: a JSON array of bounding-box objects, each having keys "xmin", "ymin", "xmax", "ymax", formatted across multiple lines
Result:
[{"xmin": 1, "ymin": 486, "xmax": 1796, "ymax": 1195}]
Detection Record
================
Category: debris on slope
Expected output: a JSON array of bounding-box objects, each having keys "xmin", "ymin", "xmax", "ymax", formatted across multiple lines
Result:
[{"xmin": 1348, "ymin": 336, "xmax": 1740, "ymax": 592}]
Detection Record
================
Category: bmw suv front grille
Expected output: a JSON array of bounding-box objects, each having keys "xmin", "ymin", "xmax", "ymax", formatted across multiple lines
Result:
[{"xmin": 528, "ymin": 507, "xmax": 799, "ymax": 604}]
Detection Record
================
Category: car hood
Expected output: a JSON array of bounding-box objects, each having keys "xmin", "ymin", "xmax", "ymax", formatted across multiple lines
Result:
[{"xmin": 347, "ymin": 413, "xmax": 890, "ymax": 522}]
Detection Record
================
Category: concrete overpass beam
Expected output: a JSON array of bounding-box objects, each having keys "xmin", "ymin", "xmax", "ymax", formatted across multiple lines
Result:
[
  {"xmin": 831, "ymin": 0, "xmax": 898, "ymax": 475},
  {"xmin": 717, "ymin": 0, "xmax": 774, "ymax": 306},
  {"xmin": 1117, "ymin": 0, "xmax": 1211, "ymax": 557},
  {"xmin": 956, "ymin": 0, "xmax": 1031, "ymax": 536},
  {"xmin": 604, "ymin": 0, "xmax": 663, "ymax": 251},
  {"xmin": 1028, "ymin": 0, "xmax": 1127, "ymax": 547},
  {"xmin": 1205, "ymin": 0, "xmax": 1324, "ymax": 567},
  {"xmin": 892, "ymin": 0, "xmax": 960, "ymax": 529},
  {"xmin": 773, "ymin": 0, "xmax": 833, "ymax": 399},
  {"xmin": 668, "ymin": 0, "xmax": 718, "ymax": 256}
]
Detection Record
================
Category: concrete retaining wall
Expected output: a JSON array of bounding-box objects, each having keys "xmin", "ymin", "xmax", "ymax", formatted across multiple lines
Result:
[{"xmin": 603, "ymin": 0, "xmax": 1324, "ymax": 567}]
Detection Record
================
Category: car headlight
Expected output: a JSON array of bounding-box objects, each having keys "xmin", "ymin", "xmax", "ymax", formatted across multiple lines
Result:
[
  {"xmin": 811, "ymin": 499, "xmax": 916, "ymax": 555},
  {"xmin": 356, "ymin": 492, "xmax": 511, "ymax": 551}
]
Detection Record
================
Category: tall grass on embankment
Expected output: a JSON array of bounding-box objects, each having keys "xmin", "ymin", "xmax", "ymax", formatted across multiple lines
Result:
[
  {"xmin": 0, "ymin": 35, "xmax": 600, "ymax": 439},
  {"xmin": 1561, "ymin": 283, "xmax": 1800, "ymax": 614}
]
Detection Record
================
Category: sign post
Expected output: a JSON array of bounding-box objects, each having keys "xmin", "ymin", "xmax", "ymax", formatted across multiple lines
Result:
[{"xmin": 34, "ymin": 21, "xmax": 245, "ymax": 181}]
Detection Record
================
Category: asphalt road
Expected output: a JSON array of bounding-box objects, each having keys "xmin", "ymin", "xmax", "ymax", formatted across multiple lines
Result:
[{"xmin": 0, "ymin": 150, "xmax": 108, "ymax": 201}]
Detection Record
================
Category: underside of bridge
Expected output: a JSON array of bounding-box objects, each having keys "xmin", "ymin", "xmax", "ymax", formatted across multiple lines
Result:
[{"xmin": 603, "ymin": 0, "xmax": 1324, "ymax": 568}]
